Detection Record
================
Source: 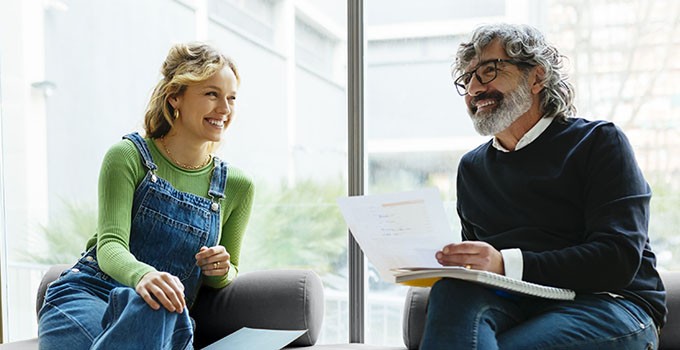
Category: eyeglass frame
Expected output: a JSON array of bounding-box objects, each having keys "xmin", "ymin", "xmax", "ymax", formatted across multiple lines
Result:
[{"xmin": 453, "ymin": 58, "xmax": 535, "ymax": 96}]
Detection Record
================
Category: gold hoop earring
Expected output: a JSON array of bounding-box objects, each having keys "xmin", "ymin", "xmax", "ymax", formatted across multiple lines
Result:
[{"xmin": 173, "ymin": 109, "xmax": 180, "ymax": 120}]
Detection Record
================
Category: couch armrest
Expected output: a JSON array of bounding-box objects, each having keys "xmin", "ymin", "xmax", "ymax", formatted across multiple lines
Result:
[
  {"xmin": 35, "ymin": 264, "xmax": 70, "ymax": 315},
  {"xmin": 402, "ymin": 271, "xmax": 680, "ymax": 350},
  {"xmin": 402, "ymin": 286, "xmax": 429, "ymax": 350},
  {"xmin": 660, "ymin": 271, "xmax": 680, "ymax": 350},
  {"xmin": 191, "ymin": 269, "xmax": 324, "ymax": 349}
]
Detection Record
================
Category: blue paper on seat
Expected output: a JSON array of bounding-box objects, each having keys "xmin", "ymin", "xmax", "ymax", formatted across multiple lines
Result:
[{"xmin": 202, "ymin": 327, "xmax": 307, "ymax": 350}]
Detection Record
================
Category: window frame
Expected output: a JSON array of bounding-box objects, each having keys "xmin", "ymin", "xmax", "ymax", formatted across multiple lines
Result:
[
  {"xmin": 347, "ymin": 0, "xmax": 365, "ymax": 343},
  {"xmin": 0, "ymin": 53, "xmax": 7, "ymax": 342}
]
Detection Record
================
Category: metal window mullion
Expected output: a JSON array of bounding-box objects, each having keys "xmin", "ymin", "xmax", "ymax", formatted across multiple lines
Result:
[
  {"xmin": 0, "ymin": 49, "xmax": 6, "ymax": 343},
  {"xmin": 347, "ymin": 0, "xmax": 365, "ymax": 344}
]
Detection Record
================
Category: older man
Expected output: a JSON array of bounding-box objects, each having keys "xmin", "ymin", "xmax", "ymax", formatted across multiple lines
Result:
[{"xmin": 421, "ymin": 23, "xmax": 667, "ymax": 349}]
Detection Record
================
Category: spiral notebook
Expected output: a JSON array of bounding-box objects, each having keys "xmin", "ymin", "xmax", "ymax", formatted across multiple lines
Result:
[{"xmin": 393, "ymin": 267, "xmax": 575, "ymax": 300}]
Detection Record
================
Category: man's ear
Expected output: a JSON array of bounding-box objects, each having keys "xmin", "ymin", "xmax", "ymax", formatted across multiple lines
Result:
[{"xmin": 531, "ymin": 66, "xmax": 546, "ymax": 95}]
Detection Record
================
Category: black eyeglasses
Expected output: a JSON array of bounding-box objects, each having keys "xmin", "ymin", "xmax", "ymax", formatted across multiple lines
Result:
[{"xmin": 453, "ymin": 59, "xmax": 534, "ymax": 96}]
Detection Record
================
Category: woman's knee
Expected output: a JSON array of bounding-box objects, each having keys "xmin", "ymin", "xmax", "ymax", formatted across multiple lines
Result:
[
  {"xmin": 106, "ymin": 287, "xmax": 192, "ymax": 328},
  {"xmin": 39, "ymin": 303, "xmax": 100, "ymax": 350}
]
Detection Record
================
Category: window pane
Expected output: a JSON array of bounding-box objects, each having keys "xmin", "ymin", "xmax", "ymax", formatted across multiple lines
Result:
[
  {"xmin": 364, "ymin": 1, "xmax": 485, "ymax": 345},
  {"xmin": 365, "ymin": 0, "xmax": 680, "ymax": 346},
  {"xmin": 543, "ymin": 0, "xmax": 680, "ymax": 271},
  {"xmin": 0, "ymin": 0, "xmax": 347, "ymax": 343}
]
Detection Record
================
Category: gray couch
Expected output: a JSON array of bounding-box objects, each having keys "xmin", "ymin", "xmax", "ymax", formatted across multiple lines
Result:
[
  {"xmin": 0, "ymin": 265, "xmax": 325, "ymax": 349},
  {"xmin": 1, "ymin": 266, "xmax": 678, "ymax": 349}
]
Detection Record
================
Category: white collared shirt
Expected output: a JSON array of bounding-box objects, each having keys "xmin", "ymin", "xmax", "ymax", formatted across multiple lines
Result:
[
  {"xmin": 492, "ymin": 115, "xmax": 555, "ymax": 152},
  {"xmin": 492, "ymin": 116, "xmax": 555, "ymax": 280}
]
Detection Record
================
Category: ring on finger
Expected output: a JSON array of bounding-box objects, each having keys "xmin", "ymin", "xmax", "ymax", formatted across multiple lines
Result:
[{"xmin": 213, "ymin": 262, "xmax": 219, "ymax": 269}]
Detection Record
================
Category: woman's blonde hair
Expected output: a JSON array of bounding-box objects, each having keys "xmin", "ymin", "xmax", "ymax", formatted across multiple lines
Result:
[{"xmin": 144, "ymin": 42, "xmax": 240, "ymax": 139}]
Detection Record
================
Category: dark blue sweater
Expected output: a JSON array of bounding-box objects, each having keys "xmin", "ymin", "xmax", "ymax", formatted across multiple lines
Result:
[{"xmin": 456, "ymin": 117, "xmax": 667, "ymax": 327}]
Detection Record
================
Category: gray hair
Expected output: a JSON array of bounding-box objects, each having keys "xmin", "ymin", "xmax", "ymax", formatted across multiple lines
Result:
[{"xmin": 453, "ymin": 23, "xmax": 576, "ymax": 122}]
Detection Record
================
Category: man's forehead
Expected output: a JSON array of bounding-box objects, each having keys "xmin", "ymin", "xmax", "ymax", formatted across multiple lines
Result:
[{"xmin": 466, "ymin": 40, "xmax": 508, "ymax": 69}]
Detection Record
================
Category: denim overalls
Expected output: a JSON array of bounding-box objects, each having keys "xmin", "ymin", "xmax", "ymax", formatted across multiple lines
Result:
[{"xmin": 38, "ymin": 133, "xmax": 227, "ymax": 350}]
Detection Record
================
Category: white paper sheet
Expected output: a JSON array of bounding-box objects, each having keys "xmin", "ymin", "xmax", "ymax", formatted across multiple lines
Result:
[
  {"xmin": 202, "ymin": 327, "xmax": 307, "ymax": 350},
  {"xmin": 337, "ymin": 188, "xmax": 459, "ymax": 282}
]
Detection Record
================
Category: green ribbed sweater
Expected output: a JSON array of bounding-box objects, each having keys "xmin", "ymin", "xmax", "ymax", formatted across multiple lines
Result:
[{"xmin": 85, "ymin": 137, "xmax": 254, "ymax": 290}]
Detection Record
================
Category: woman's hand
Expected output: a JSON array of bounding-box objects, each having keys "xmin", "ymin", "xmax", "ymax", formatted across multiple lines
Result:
[
  {"xmin": 195, "ymin": 245, "xmax": 231, "ymax": 277},
  {"xmin": 435, "ymin": 241, "xmax": 505, "ymax": 275},
  {"xmin": 135, "ymin": 271, "xmax": 185, "ymax": 313}
]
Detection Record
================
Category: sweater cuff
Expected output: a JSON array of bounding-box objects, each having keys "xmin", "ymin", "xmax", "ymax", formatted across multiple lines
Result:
[
  {"xmin": 500, "ymin": 248, "xmax": 523, "ymax": 280},
  {"xmin": 203, "ymin": 263, "xmax": 238, "ymax": 288}
]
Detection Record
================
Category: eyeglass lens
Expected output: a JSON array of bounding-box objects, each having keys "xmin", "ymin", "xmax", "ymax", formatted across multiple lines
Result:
[{"xmin": 457, "ymin": 61, "xmax": 499, "ymax": 95}]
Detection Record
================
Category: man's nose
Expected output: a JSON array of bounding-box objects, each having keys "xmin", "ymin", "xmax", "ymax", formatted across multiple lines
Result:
[{"xmin": 467, "ymin": 74, "xmax": 486, "ymax": 96}]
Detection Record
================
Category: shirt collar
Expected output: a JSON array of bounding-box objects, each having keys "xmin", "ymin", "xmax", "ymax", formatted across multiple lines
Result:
[{"xmin": 492, "ymin": 115, "xmax": 555, "ymax": 152}]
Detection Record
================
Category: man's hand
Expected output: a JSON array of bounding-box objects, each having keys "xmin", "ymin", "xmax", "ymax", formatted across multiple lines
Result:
[
  {"xmin": 435, "ymin": 241, "xmax": 505, "ymax": 275},
  {"xmin": 195, "ymin": 245, "xmax": 231, "ymax": 277},
  {"xmin": 135, "ymin": 271, "xmax": 186, "ymax": 313}
]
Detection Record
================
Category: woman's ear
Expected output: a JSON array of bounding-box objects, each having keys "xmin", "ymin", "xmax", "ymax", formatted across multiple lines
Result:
[
  {"xmin": 168, "ymin": 95, "xmax": 181, "ymax": 109},
  {"xmin": 531, "ymin": 66, "xmax": 546, "ymax": 95}
]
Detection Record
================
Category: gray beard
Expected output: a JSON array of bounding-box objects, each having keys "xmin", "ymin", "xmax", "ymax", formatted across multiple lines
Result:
[{"xmin": 468, "ymin": 79, "xmax": 533, "ymax": 136}]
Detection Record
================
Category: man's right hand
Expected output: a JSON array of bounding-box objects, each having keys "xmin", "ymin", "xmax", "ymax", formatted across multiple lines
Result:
[
  {"xmin": 435, "ymin": 241, "xmax": 505, "ymax": 275},
  {"xmin": 135, "ymin": 271, "xmax": 186, "ymax": 313}
]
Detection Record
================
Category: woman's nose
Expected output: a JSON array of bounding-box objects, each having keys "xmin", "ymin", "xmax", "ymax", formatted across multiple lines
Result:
[{"xmin": 216, "ymin": 98, "xmax": 230, "ymax": 115}]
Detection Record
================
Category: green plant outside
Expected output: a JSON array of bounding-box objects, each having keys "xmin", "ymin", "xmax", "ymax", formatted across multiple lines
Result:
[
  {"xmin": 20, "ymin": 178, "xmax": 350, "ymax": 282},
  {"xmin": 239, "ymin": 178, "xmax": 348, "ymax": 280},
  {"xmin": 20, "ymin": 200, "xmax": 96, "ymax": 265}
]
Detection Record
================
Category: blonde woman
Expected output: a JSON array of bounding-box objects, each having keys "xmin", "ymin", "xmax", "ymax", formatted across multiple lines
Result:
[{"xmin": 38, "ymin": 42, "xmax": 254, "ymax": 349}]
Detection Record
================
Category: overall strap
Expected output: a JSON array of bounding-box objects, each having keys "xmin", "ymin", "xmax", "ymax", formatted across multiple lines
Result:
[
  {"xmin": 123, "ymin": 132, "xmax": 158, "ymax": 172},
  {"xmin": 208, "ymin": 156, "xmax": 229, "ymax": 211}
]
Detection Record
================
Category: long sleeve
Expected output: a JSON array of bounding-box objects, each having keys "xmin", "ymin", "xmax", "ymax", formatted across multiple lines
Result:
[
  {"xmin": 94, "ymin": 140, "xmax": 156, "ymax": 287},
  {"xmin": 520, "ymin": 123, "xmax": 651, "ymax": 291},
  {"xmin": 203, "ymin": 170, "xmax": 255, "ymax": 288}
]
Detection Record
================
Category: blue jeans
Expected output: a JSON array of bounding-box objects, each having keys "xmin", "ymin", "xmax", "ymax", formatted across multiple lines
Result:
[
  {"xmin": 38, "ymin": 255, "xmax": 194, "ymax": 350},
  {"xmin": 421, "ymin": 278, "xmax": 658, "ymax": 350}
]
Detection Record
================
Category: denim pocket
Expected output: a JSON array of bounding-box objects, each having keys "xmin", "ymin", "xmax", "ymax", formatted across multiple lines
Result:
[
  {"xmin": 609, "ymin": 297, "xmax": 653, "ymax": 332},
  {"xmin": 135, "ymin": 186, "xmax": 211, "ymax": 233}
]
